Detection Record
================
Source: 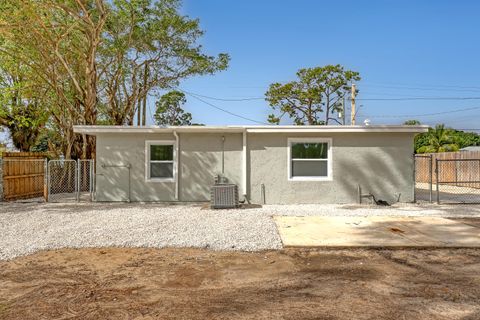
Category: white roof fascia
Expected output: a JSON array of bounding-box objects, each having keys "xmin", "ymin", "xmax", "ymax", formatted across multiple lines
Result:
[{"xmin": 72, "ymin": 125, "xmax": 429, "ymax": 135}]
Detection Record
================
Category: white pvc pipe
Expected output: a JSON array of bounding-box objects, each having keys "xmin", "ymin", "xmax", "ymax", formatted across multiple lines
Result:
[
  {"xmin": 173, "ymin": 130, "xmax": 179, "ymax": 200},
  {"xmin": 242, "ymin": 129, "xmax": 247, "ymax": 198}
]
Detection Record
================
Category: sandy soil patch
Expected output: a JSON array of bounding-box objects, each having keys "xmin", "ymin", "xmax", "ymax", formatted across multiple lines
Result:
[{"xmin": 0, "ymin": 248, "xmax": 479, "ymax": 320}]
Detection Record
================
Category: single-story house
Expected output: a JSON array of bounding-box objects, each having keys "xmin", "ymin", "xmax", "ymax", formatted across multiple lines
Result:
[{"xmin": 73, "ymin": 125, "xmax": 428, "ymax": 204}]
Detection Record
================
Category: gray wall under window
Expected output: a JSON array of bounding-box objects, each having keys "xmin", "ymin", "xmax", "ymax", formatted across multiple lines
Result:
[
  {"xmin": 248, "ymin": 132, "xmax": 415, "ymax": 204},
  {"xmin": 95, "ymin": 132, "xmax": 242, "ymax": 202}
]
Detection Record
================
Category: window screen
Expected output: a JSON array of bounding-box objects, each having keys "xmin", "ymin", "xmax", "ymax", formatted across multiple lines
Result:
[
  {"xmin": 290, "ymin": 141, "xmax": 330, "ymax": 179},
  {"xmin": 148, "ymin": 143, "xmax": 174, "ymax": 180}
]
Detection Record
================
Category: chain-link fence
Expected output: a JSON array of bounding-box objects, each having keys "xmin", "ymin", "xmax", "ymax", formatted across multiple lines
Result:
[
  {"xmin": 47, "ymin": 160, "xmax": 77, "ymax": 202},
  {"xmin": 1, "ymin": 159, "xmax": 47, "ymax": 202},
  {"xmin": 78, "ymin": 159, "xmax": 95, "ymax": 202},
  {"xmin": 1, "ymin": 158, "xmax": 95, "ymax": 203},
  {"xmin": 414, "ymin": 154, "xmax": 434, "ymax": 203},
  {"xmin": 435, "ymin": 159, "xmax": 480, "ymax": 204},
  {"xmin": 415, "ymin": 154, "xmax": 480, "ymax": 204}
]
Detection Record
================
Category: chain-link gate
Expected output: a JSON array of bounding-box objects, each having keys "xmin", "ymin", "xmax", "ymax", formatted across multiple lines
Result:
[
  {"xmin": 47, "ymin": 159, "xmax": 95, "ymax": 202},
  {"xmin": 78, "ymin": 159, "xmax": 95, "ymax": 202},
  {"xmin": 435, "ymin": 158, "xmax": 480, "ymax": 204},
  {"xmin": 47, "ymin": 160, "xmax": 77, "ymax": 202},
  {"xmin": 414, "ymin": 154, "xmax": 433, "ymax": 203}
]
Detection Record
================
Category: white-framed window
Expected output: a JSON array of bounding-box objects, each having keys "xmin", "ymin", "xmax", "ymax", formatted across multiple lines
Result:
[
  {"xmin": 287, "ymin": 138, "xmax": 332, "ymax": 181},
  {"xmin": 145, "ymin": 140, "xmax": 176, "ymax": 182}
]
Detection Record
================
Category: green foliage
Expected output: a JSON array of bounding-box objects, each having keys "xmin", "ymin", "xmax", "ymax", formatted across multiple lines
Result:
[
  {"xmin": 0, "ymin": 0, "xmax": 228, "ymax": 157},
  {"xmin": 100, "ymin": 0, "xmax": 229, "ymax": 124},
  {"xmin": 30, "ymin": 126, "xmax": 62, "ymax": 156},
  {"xmin": 291, "ymin": 143, "xmax": 327, "ymax": 159},
  {"xmin": 265, "ymin": 65, "xmax": 360, "ymax": 125},
  {"xmin": 452, "ymin": 130, "xmax": 480, "ymax": 149},
  {"xmin": 0, "ymin": 52, "xmax": 48, "ymax": 151},
  {"xmin": 154, "ymin": 90, "xmax": 192, "ymax": 126},
  {"xmin": 415, "ymin": 124, "xmax": 480, "ymax": 153},
  {"xmin": 5, "ymin": 103, "xmax": 48, "ymax": 151},
  {"xmin": 404, "ymin": 119, "xmax": 421, "ymax": 125}
]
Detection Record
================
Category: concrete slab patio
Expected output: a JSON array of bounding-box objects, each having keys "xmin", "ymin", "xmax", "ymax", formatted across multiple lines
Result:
[{"xmin": 274, "ymin": 216, "xmax": 480, "ymax": 247}]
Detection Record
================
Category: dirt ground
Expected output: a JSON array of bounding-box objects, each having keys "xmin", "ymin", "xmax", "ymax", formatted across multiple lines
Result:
[{"xmin": 0, "ymin": 248, "xmax": 479, "ymax": 320}]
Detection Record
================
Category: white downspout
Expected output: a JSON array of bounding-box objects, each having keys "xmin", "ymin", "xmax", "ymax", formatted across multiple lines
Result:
[
  {"xmin": 242, "ymin": 129, "xmax": 247, "ymax": 200},
  {"xmin": 173, "ymin": 130, "xmax": 179, "ymax": 201}
]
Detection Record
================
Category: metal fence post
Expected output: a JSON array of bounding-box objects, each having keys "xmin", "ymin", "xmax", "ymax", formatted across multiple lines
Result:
[
  {"xmin": 90, "ymin": 160, "xmax": 95, "ymax": 202},
  {"xmin": 47, "ymin": 160, "xmax": 51, "ymax": 202},
  {"xmin": 435, "ymin": 159, "xmax": 440, "ymax": 204},
  {"xmin": 413, "ymin": 153, "xmax": 416, "ymax": 203},
  {"xmin": 429, "ymin": 154, "xmax": 433, "ymax": 203},
  {"xmin": 44, "ymin": 159, "xmax": 48, "ymax": 202},
  {"xmin": 76, "ymin": 160, "xmax": 80, "ymax": 202},
  {"xmin": 0, "ymin": 158, "xmax": 3, "ymax": 202}
]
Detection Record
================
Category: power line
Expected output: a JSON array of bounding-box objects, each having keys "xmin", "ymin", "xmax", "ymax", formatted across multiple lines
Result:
[
  {"xmin": 363, "ymin": 86, "xmax": 480, "ymax": 93},
  {"xmin": 366, "ymin": 106, "xmax": 480, "ymax": 118},
  {"xmin": 179, "ymin": 90, "xmax": 480, "ymax": 122},
  {"xmin": 359, "ymin": 95, "xmax": 480, "ymax": 102},
  {"xmin": 182, "ymin": 90, "xmax": 264, "ymax": 101},
  {"xmin": 181, "ymin": 89, "xmax": 480, "ymax": 102},
  {"xmin": 362, "ymin": 81, "xmax": 480, "ymax": 91},
  {"xmin": 180, "ymin": 90, "xmax": 268, "ymax": 125}
]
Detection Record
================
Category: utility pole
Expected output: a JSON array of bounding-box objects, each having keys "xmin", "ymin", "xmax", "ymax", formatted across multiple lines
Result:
[
  {"xmin": 137, "ymin": 99, "xmax": 141, "ymax": 126},
  {"xmin": 350, "ymin": 83, "xmax": 357, "ymax": 125},
  {"xmin": 141, "ymin": 62, "xmax": 148, "ymax": 126}
]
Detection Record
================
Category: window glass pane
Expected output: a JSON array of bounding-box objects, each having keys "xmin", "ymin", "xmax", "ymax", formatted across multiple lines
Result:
[
  {"xmin": 292, "ymin": 143, "xmax": 328, "ymax": 159},
  {"xmin": 292, "ymin": 160, "xmax": 328, "ymax": 177},
  {"xmin": 150, "ymin": 163, "xmax": 173, "ymax": 178},
  {"xmin": 150, "ymin": 145, "xmax": 173, "ymax": 161}
]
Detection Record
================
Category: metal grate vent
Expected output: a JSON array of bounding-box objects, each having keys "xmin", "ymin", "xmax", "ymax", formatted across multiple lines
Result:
[{"xmin": 211, "ymin": 184, "xmax": 239, "ymax": 209}]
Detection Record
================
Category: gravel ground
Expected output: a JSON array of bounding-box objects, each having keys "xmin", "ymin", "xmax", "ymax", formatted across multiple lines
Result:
[
  {"xmin": 1, "ymin": 201, "xmax": 480, "ymax": 260},
  {"xmin": 266, "ymin": 203, "xmax": 480, "ymax": 217},
  {"xmin": 0, "ymin": 203, "xmax": 282, "ymax": 260}
]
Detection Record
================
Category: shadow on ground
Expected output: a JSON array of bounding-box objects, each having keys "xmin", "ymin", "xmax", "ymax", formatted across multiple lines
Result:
[{"xmin": 0, "ymin": 247, "xmax": 479, "ymax": 320}]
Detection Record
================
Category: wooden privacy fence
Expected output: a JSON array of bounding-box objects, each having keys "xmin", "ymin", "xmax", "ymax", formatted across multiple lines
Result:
[
  {"xmin": 415, "ymin": 151, "xmax": 480, "ymax": 189},
  {"xmin": 1, "ymin": 152, "xmax": 47, "ymax": 201}
]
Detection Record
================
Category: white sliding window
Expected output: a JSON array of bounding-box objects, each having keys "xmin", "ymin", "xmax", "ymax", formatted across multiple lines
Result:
[
  {"xmin": 145, "ymin": 141, "xmax": 176, "ymax": 182},
  {"xmin": 288, "ymin": 138, "xmax": 332, "ymax": 181}
]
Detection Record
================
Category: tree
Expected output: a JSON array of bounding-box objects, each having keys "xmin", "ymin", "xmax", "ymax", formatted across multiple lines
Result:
[
  {"xmin": 0, "ymin": 0, "xmax": 228, "ymax": 158},
  {"xmin": 0, "ymin": 54, "xmax": 48, "ymax": 151},
  {"xmin": 416, "ymin": 124, "xmax": 459, "ymax": 153},
  {"xmin": 404, "ymin": 119, "xmax": 421, "ymax": 125},
  {"xmin": 265, "ymin": 65, "xmax": 360, "ymax": 125},
  {"xmin": 99, "ymin": 0, "xmax": 229, "ymax": 126},
  {"xmin": 452, "ymin": 130, "xmax": 480, "ymax": 149},
  {"xmin": 0, "ymin": 0, "xmax": 107, "ymax": 158},
  {"xmin": 414, "ymin": 124, "xmax": 480, "ymax": 153},
  {"xmin": 154, "ymin": 91, "xmax": 192, "ymax": 126}
]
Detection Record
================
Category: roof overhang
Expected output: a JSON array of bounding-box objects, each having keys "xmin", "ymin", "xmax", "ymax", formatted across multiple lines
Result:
[{"xmin": 73, "ymin": 125, "xmax": 429, "ymax": 136}]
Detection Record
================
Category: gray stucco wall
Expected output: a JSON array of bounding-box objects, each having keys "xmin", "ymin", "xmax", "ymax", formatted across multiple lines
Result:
[
  {"xmin": 95, "ymin": 131, "xmax": 415, "ymax": 204},
  {"xmin": 95, "ymin": 132, "xmax": 242, "ymax": 202},
  {"xmin": 248, "ymin": 132, "xmax": 415, "ymax": 204},
  {"xmin": 178, "ymin": 133, "xmax": 242, "ymax": 201}
]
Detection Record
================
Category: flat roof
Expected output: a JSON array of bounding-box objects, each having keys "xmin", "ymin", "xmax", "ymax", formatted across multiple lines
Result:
[{"xmin": 73, "ymin": 125, "xmax": 428, "ymax": 135}]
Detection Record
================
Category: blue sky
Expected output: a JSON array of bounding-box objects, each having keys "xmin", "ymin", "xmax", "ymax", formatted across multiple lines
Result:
[
  {"xmin": 2, "ymin": 1, "xmax": 479, "ymax": 146},
  {"xmin": 162, "ymin": 0, "xmax": 480, "ymax": 130}
]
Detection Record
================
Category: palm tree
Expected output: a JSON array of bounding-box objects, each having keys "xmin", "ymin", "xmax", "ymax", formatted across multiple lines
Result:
[{"xmin": 416, "ymin": 124, "xmax": 459, "ymax": 153}]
